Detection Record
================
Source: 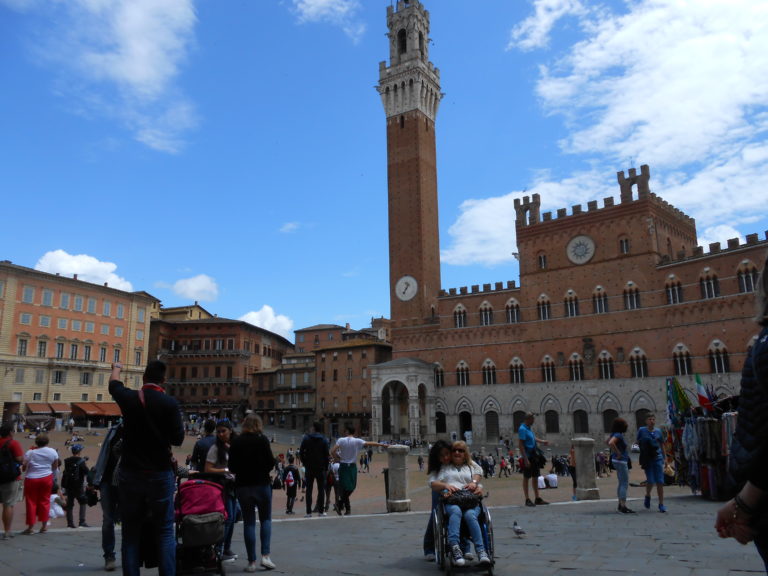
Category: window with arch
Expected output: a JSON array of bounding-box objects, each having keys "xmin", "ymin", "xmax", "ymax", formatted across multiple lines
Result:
[
  {"xmin": 453, "ymin": 306, "xmax": 467, "ymax": 328},
  {"xmin": 666, "ymin": 277, "xmax": 683, "ymax": 304},
  {"xmin": 673, "ymin": 347, "xmax": 692, "ymax": 376},
  {"xmin": 435, "ymin": 411, "xmax": 447, "ymax": 434},
  {"xmin": 537, "ymin": 297, "xmax": 551, "ymax": 320},
  {"xmin": 397, "ymin": 28, "xmax": 407, "ymax": 54},
  {"xmin": 619, "ymin": 237, "xmax": 631, "ymax": 255},
  {"xmin": 738, "ymin": 265, "xmax": 759, "ymax": 293},
  {"xmin": 700, "ymin": 271, "xmax": 720, "ymax": 299},
  {"xmin": 709, "ymin": 342, "xmax": 730, "ymax": 374},
  {"xmin": 624, "ymin": 283, "xmax": 641, "ymax": 310},
  {"xmin": 602, "ymin": 409, "xmax": 619, "ymax": 433},
  {"xmin": 564, "ymin": 291, "xmax": 579, "ymax": 317},
  {"xmin": 505, "ymin": 300, "xmax": 520, "ymax": 323},
  {"xmin": 434, "ymin": 366, "xmax": 444, "ymax": 388},
  {"xmin": 482, "ymin": 363, "xmax": 497, "ymax": 385},
  {"xmin": 593, "ymin": 287, "xmax": 608, "ymax": 314},
  {"xmin": 569, "ymin": 356, "xmax": 584, "ymax": 381},
  {"xmin": 598, "ymin": 353, "xmax": 615, "ymax": 379},
  {"xmin": 573, "ymin": 410, "xmax": 589, "ymax": 434},
  {"xmin": 456, "ymin": 363, "xmax": 470, "ymax": 386},
  {"xmin": 630, "ymin": 350, "xmax": 648, "ymax": 378},
  {"xmin": 538, "ymin": 253, "xmax": 547, "ymax": 270},
  {"xmin": 541, "ymin": 357, "xmax": 556, "ymax": 382},
  {"xmin": 479, "ymin": 304, "xmax": 494, "ymax": 326},
  {"xmin": 509, "ymin": 358, "xmax": 525, "ymax": 384},
  {"xmin": 545, "ymin": 410, "xmax": 560, "ymax": 434}
]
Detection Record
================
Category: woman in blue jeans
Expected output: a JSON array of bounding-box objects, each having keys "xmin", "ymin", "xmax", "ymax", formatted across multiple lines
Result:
[
  {"xmin": 608, "ymin": 418, "xmax": 635, "ymax": 514},
  {"xmin": 228, "ymin": 414, "xmax": 276, "ymax": 572},
  {"xmin": 428, "ymin": 441, "xmax": 490, "ymax": 567}
]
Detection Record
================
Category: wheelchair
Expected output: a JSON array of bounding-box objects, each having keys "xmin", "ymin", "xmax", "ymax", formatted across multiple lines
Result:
[{"xmin": 433, "ymin": 500, "xmax": 495, "ymax": 575}]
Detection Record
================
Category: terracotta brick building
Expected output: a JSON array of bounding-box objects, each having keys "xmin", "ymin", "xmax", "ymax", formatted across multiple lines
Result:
[
  {"xmin": 0, "ymin": 260, "xmax": 157, "ymax": 427},
  {"xmin": 370, "ymin": 1, "xmax": 768, "ymax": 446},
  {"xmin": 149, "ymin": 314, "xmax": 294, "ymax": 422}
]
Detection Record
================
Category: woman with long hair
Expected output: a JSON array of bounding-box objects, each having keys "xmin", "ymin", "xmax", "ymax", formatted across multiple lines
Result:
[
  {"xmin": 21, "ymin": 434, "xmax": 60, "ymax": 534},
  {"xmin": 228, "ymin": 414, "xmax": 276, "ymax": 572},
  {"xmin": 205, "ymin": 418, "xmax": 238, "ymax": 560},
  {"xmin": 429, "ymin": 440, "xmax": 490, "ymax": 567},
  {"xmin": 716, "ymin": 256, "xmax": 768, "ymax": 572},
  {"xmin": 608, "ymin": 418, "xmax": 634, "ymax": 514},
  {"xmin": 422, "ymin": 440, "xmax": 452, "ymax": 561}
]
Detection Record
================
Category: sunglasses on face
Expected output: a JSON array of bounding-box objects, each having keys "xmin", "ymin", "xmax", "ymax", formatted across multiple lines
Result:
[{"xmin": 452, "ymin": 448, "xmax": 465, "ymax": 453}]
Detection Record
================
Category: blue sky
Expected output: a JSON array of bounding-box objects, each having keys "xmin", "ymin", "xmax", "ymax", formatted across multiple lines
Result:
[{"xmin": 2, "ymin": 0, "xmax": 767, "ymax": 340}]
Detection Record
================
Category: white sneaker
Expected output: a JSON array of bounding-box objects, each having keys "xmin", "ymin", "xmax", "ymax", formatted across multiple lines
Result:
[
  {"xmin": 424, "ymin": 553, "xmax": 436, "ymax": 562},
  {"xmin": 478, "ymin": 551, "xmax": 491, "ymax": 565},
  {"xmin": 244, "ymin": 562, "xmax": 257, "ymax": 573},
  {"xmin": 463, "ymin": 552, "xmax": 475, "ymax": 561},
  {"xmin": 261, "ymin": 556, "xmax": 276, "ymax": 570},
  {"xmin": 451, "ymin": 545, "xmax": 466, "ymax": 567}
]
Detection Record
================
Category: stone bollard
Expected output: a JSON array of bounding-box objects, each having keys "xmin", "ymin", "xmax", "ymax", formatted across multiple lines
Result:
[
  {"xmin": 572, "ymin": 437, "xmax": 600, "ymax": 501},
  {"xmin": 386, "ymin": 444, "xmax": 411, "ymax": 512}
]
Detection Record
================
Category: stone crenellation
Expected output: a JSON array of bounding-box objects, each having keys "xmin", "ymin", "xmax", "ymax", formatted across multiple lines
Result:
[{"xmin": 517, "ymin": 164, "xmax": 695, "ymax": 229}]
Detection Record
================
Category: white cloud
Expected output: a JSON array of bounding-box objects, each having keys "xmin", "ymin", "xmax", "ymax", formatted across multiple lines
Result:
[
  {"xmin": 450, "ymin": 0, "xmax": 768, "ymax": 262},
  {"xmin": 173, "ymin": 274, "xmax": 219, "ymax": 301},
  {"xmin": 12, "ymin": 0, "xmax": 198, "ymax": 153},
  {"xmin": 280, "ymin": 222, "xmax": 300, "ymax": 233},
  {"xmin": 35, "ymin": 249, "xmax": 132, "ymax": 291},
  {"xmin": 697, "ymin": 225, "xmax": 744, "ymax": 251},
  {"xmin": 240, "ymin": 306, "xmax": 294, "ymax": 340},
  {"xmin": 292, "ymin": 0, "xmax": 365, "ymax": 43},
  {"xmin": 509, "ymin": 0, "xmax": 586, "ymax": 51}
]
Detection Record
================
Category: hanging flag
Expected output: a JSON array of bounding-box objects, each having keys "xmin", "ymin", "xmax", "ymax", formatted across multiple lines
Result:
[{"xmin": 696, "ymin": 374, "xmax": 713, "ymax": 414}]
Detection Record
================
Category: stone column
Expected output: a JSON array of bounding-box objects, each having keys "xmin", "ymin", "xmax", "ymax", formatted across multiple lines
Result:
[
  {"xmin": 386, "ymin": 444, "xmax": 411, "ymax": 512},
  {"xmin": 573, "ymin": 437, "xmax": 599, "ymax": 501},
  {"xmin": 409, "ymin": 397, "xmax": 420, "ymax": 443}
]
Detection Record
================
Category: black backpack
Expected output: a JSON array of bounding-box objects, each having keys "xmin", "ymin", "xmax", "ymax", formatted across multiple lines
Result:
[
  {"xmin": 0, "ymin": 440, "xmax": 20, "ymax": 484},
  {"xmin": 62, "ymin": 457, "xmax": 85, "ymax": 490}
]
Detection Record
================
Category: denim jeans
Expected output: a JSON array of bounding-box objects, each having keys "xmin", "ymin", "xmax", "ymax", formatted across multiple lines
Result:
[
  {"xmin": 423, "ymin": 491, "xmax": 441, "ymax": 555},
  {"xmin": 218, "ymin": 494, "xmax": 238, "ymax": 554},
  {"xmin": 304, "ymin": 468, "xmax": 326, "ymax": 514},
  {"xmin": 445, "ymin": 504, "xmax": 484, "ymax": 554},
  {"xmin": 614, "ymin": 460, "xmax": 629, "ymax": 501},
  {"xmin": 236, "ymin": 484, "xmax": 272, "ymax": 562},
  {"xmin": 99, "ymin": 482, "xmax": 119, "ymax": 560},
  {"xmin": 65, "ymin": 489, "xmax": 87, "ymax": 526},
  {"xmin": 118, "ymin": 468, "xmax": 176, "ymax": 576}
]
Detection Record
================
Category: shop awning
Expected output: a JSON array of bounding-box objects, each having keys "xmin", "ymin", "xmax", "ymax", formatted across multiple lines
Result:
[
  {"xmin": 48, "ymin": 403, "xmax": 72, "ymax": 413},
  {"xmin": 92, "ymin": 403, "xmax": 122, "ymax": 417},
  {"xmin": 71, "ymin": 402, "xmax": 103, "ymax": 416},
  {"xmin": 25, "ymin": 403, "xmax": 52, "ymax": 414}
]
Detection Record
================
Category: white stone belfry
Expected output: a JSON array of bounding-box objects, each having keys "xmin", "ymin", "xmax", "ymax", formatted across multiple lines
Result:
[{"xmin": 377, "ymin": 0, "xmax": 442, "ymax": 120}]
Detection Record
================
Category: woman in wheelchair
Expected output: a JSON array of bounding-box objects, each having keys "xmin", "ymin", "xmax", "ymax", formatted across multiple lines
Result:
[{"xmin": 429, "ymin": 441, "xmax": 491, "ymax": 567}]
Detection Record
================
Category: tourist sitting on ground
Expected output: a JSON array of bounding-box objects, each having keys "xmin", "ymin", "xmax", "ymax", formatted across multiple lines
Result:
[{"xmin": 428, "ymin": 440, "xmax": 490, "ymax": 567}]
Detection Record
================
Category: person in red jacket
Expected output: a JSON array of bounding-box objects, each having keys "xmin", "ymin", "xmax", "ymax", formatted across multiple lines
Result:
[{"xmin": 0, "ymin": 424, "xmax": 24, "ymax": 540}]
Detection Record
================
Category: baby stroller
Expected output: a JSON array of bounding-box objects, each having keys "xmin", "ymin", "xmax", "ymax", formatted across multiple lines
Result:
[{"xmin": 175, "ymin": 474, "xmax": 228, "ymax": 575}]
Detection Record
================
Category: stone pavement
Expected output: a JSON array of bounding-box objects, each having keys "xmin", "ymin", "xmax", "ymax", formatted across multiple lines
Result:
[{"xmin": 1, "ymin": 494, "xmax": 764, "ymax": 575}]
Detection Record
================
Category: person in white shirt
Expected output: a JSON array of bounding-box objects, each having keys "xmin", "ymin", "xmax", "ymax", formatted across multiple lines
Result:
[
  {"xmin": 330, "ymin": 424, "xmax": 387, "ymax": 515},
  {"xmin": 428, "ymin": 441, "xmax": 490, "ymax": 567}
]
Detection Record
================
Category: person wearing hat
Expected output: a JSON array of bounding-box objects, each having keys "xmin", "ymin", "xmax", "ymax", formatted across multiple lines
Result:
[{"xmin": 62, "ymin": 444, "xmax": 90, "ymax": 528}]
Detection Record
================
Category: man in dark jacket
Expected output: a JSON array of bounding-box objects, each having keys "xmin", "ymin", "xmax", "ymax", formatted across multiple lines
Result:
[
  {"xmin": 299, "ymin": 421, "xmax": 329, "ymax": 517},
  {"xmin": 62, "ymin": 443, "xmax": 90, "ymax": 528},
  {"xmin": 190, "ymin": 419, "xmax": 216, "ymax": 472},
  {"xmin": 110, "ymin": 361, "xmax": 184, "ymax": 576}
]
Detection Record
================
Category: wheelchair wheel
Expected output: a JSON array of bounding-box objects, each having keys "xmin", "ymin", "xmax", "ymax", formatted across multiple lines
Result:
[
  {"xmin": 481, "ymin": 506, "xmax": 495, "ymax": 575},
  {"xmin": 433, "ymin": 507, "xmax": 447, "ymax": 572}
]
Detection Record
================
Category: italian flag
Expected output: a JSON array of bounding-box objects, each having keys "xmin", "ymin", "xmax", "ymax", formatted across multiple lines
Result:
[{"xmin": 696, "ymin": 374, "xmax": 713, "ymax": 414}]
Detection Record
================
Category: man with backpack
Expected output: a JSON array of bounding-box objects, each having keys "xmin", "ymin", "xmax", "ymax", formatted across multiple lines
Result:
[
  {"xmin": 0, "ymin": 424, "xmax": 23, "ymax": 540},
  {"xmin": 62, "ymin": 444, "xmax": 90, "ymax": 528},
  {"xmin": 299, "ymin": 422, "xmax": 329, "ymax": 518}
]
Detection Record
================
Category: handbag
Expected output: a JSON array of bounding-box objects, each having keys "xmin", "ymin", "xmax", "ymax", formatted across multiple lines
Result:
[
  {"xmin": 446, "ymin": 489, "xmax": 482, "ymax": 510},
  {"xmin": 532, "ymin": 447, "xmax": 547, "ymax": 469}
]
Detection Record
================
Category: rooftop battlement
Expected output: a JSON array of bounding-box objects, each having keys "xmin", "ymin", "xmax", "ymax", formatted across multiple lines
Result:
[
  {"xmin": 515, "ymin": 165, "xmax": 694, "ymax": 228},
  {"xmin": 663, "ymin": 231, "xmax": 768, "ymax": 265},
  {"xmin": 440, "ymin": 280, "xmax": 519, "ymax": 299}
]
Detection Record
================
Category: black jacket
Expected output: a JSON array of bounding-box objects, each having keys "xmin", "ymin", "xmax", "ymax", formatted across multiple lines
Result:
[
  {"xmin": 729, "ymin": 326, "xmax": 768, "ymax": 491},
  {"xmin": 109, "ymin": 379, "xmax": 184, "ymax": 472}
]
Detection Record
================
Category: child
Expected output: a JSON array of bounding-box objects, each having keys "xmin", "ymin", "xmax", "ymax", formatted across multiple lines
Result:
[
  {"xmin": 283, "ymin": 455, "xmax": 301, "ymax": 514},
  {"xmin": 62, "ymin": 444, "xmax": 90, "ymax": 528}
]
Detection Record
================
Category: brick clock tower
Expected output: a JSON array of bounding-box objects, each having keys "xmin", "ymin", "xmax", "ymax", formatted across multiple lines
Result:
[{"xmin": 377, "ymin": 0, "xmax": 443, "ymax": 325}]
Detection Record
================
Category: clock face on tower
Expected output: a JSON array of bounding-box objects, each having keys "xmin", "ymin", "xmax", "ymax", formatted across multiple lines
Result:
[
  {"xmin": 566, "ymin": 235, "xmax": 596, "ymax": 265},
  {"xmin": 395, "ymin": 275, "xmax": 418, "ymax": 301}
]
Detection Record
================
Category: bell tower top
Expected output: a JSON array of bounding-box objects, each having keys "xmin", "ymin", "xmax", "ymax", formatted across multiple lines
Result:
[{"xmin": 377, "ymin": 0, "xmax": 442, "ymax": 120}]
